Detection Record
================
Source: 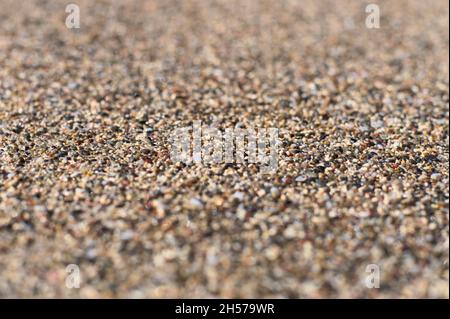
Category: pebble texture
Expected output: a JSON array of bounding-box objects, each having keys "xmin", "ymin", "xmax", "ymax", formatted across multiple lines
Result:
[{"xmin": 0, "ymin": 0, "xmax": 448, "ymax": 298}]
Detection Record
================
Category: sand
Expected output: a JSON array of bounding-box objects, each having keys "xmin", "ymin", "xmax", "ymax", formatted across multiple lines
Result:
[{"xmin": 0, "ymin": 0, "xmax": 448, "ymax": 298}]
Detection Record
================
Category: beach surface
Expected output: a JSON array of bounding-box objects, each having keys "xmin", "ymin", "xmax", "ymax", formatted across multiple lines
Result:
[{"xmin": 0, "ymin": 0, "xmax": 448, "ymax": 298}]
